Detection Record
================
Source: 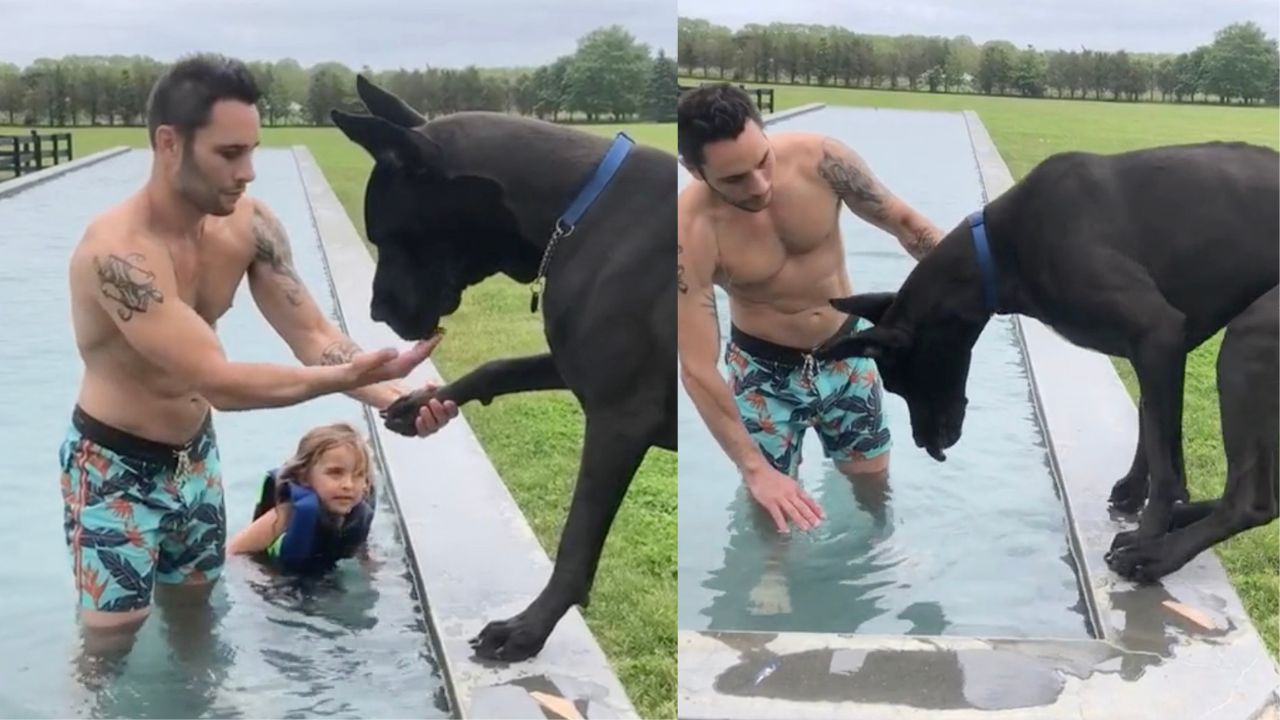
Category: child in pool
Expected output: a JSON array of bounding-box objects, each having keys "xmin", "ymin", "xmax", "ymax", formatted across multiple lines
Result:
[{"xmin": 229, "ymin": 422, "xmax": 376, "ymax": 574}]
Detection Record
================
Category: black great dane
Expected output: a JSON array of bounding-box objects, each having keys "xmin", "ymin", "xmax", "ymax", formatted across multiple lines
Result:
[
  {"xmin": 818, "ymin": 141, "xmax": 1278, "ymax": 584},
  {"xmin": 330, "ymin": 76, "xmax": 676, "ymax": 661}
]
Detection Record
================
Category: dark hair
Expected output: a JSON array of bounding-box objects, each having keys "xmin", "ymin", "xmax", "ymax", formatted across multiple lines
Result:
[
  {"xmin": 677, "ymin": 83, "xmax": 763, "ymax": 168},
  {"xmin": 146, "ymin": 53, "xmax": 261, "ymax": 148}
]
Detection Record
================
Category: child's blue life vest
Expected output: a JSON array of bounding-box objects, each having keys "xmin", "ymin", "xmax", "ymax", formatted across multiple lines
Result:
[{"xmin": 251, "ymin": 469, "xmax": 375, "ymax": 575}]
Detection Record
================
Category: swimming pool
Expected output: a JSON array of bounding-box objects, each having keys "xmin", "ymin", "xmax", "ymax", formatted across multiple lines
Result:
[
  {"xmin": 677, "ymin": 106, "xmax": 1093, "ymax": 639},
  {"xmin": 0, "ymin": 149, "xmax": 450, "ymax": 718}
]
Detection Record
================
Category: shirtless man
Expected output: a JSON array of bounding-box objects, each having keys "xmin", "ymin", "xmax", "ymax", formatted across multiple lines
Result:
[
  {"xmin": 59, "ymin": 55, "xmax": 458, "ymax": 647},
  {"xmin": 677, "ymin": 84, "xmax": 944, "ymax": 534}
]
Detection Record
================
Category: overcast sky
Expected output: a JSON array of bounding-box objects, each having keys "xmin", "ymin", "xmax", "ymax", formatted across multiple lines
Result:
[
  {"xmin": 0, "ymin": 0, "xmax": 675, "ymax": 69},
  {"xmin": 681, "ymin": 0, "xmax": 1279, "ymax": 54}
]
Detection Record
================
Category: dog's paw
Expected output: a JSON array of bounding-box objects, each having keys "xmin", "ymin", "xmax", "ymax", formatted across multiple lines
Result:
[
  {"xmin": 1107, "ymin": 477, "xmax": 1147, "ymax": 515},
  {"xmin": 380, "ymin": 388, "xmax": 433, "ymax": 436},
  {"xmin": 1105, "ymin": 540, "xmax": 1168, "ymax": 584},
  {"xmin": 468, "ymin": 613, "xmax": 549, "ymax": 662},
  {"xmin": 1109, "ymin": 529, "xmax": 1140, "ymax": 554}
]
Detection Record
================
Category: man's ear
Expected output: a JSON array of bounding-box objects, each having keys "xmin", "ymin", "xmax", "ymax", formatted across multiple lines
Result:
[
  {"xmin": 331, "ymin": 109, "xmax": 442, "ymax": 174},
  {"xmin": 679, "ymin": 157, "xmax": 704, "ymax": 181},
  {"xmin": 829, "ymin": 292, "xmax": 896, "ymax": 324}
]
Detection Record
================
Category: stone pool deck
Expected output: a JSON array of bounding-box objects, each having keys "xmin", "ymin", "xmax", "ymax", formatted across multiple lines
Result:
[
  {"xmin": 677, "ymin": 105, "xmax": 1280, "ymax": 720},
  {"xmin": 293, "ymin": 146, "xmax": 637, "ymax": 719}
]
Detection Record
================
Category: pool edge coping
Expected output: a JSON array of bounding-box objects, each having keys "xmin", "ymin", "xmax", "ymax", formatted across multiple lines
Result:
[
  {"xmin": 959, "ymin": 108, "xmax": 1105, "ymax": 639},
  {"xmin": 289, "ymin": 145, "xmax": 639, "ymax": 720},
  {"xmin": 675, "ymin": 105, "xmax": 1280, "ymax": 720},
  {"xmin": 0, "ymin": 145, "xmax": 130, "ymax": 199},
  {"xmin": 760, "ymin": 102, "xmax": 826, "ymax": 124}
]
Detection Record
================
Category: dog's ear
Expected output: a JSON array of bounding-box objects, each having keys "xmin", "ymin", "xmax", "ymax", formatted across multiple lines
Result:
[
  {"xmin": 356, "ymin": 74, "xmax": 427, "ymax": 129},
  {"xmin": 331, "ymin": 109, "xmax": 442, "ymax": 175},
  {"xmin": 829, "ymin": 292, "xmax": 896, "ymax": 323},
  {"xmin": 815, "ymin": 324, "xmax": 908, "ymax": 361}
]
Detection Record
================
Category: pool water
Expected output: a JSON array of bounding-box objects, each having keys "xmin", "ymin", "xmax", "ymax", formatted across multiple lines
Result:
[
  {"xmin": 677, "ymin": 107, "xmax": 1093, "ymax": 639},
  {"xmin": 0, "ymin": 150, "xmax": 450, "ymax": 718}
]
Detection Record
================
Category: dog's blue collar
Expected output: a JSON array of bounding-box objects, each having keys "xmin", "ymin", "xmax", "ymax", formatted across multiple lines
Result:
[
  {"xmin": 560, "ymin": 132, "xmax": 634, "ymax": 229},
  {"xmin": 968, "ymin": 209, "xmax": 1001, "ymax": 315},
  {"xmin": 531, "ymin": 132, "xmax": 635, "ymax": 313}
]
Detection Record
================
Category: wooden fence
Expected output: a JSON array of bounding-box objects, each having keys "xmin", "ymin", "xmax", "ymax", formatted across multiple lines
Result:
[
  {"xmin": 677, "ymin": 83, "xmax": 776, "ymax": 114},
  {"xmin": 0, "ymin": 130, "xmax": 74, "ymax": 178}
]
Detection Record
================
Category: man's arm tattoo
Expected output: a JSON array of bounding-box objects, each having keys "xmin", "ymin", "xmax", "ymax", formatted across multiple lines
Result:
[
  {"xmin": 319, "ymin": 338, "xmax": 362, "ymax": 366},
  {"xmin": 817, "ymin": 140, "xmax": 888, "ymax": 221},
  {"xmin": 910, "ymin": 229, "xmax": 935, "ymax": 259},
  {"xmin": 252, "ymin": 204, "xmax": 304, "ymax": 307},
  {"xmin": 901, "ymin": 225, "xmax": 942, "ymax": 261},
  {"xmin": 95, "ymin": 252, "xmax": 164, "ymax": 321},
  {"xmin": 677, "ymin": 243, "xmax": 688, "ymax": 294},
  {"xmin": 700, "ymin": 288, "xmax": 720, "ymax": 345}
]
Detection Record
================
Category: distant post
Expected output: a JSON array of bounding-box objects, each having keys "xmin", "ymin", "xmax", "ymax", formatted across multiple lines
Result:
[{"xmin": 31, "ymin": 129, "xmax": 42, "ymax": 172}]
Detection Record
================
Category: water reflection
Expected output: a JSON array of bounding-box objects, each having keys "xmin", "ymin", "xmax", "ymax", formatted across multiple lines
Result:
[
  {"xmin": 68, "ymin": 580, "xmax": 235, "ymax": 719},
  {"xmin": 701, "ymin": 461, "xmax": 957, "ymax": 635}
]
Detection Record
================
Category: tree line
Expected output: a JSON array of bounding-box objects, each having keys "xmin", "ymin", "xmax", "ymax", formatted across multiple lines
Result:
[
  {"xmin": 0, "ymin": 25, "xmax": 678, "ymax": 128},
  {"xmin": 678, "ymin": 18, "xmax": 1279, "ymax": 106}
]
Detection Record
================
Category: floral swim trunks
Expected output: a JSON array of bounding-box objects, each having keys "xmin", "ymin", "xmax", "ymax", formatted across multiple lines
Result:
[
  {"xmin": 58, "ymin": 406, "xmax": 225, "ymax": 613},
  {"xmin": 725, "ymin": 318, "xmax": 892, "ymax": 476}
]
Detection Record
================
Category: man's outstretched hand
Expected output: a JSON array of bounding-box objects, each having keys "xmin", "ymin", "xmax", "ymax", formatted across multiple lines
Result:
[
  {"xmin": 349, "ymin": 334, "xmax": 459, "ymax": 437},
  {"xmin": 744, "ymin": 463, "xmax": 825, "ymax": 533},
  {"xmin": 348, "ymin": 337, "xmax": 438, "ymax": 386}
]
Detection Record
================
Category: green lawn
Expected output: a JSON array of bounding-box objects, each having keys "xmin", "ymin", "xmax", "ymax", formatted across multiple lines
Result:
[
  {"xmin": 3, "ymin": 121, "xmax": 677, "ymax": 719},
  {"xmin": 693, "ymin": 80, "xmax": 1280, "ymax": 658}
]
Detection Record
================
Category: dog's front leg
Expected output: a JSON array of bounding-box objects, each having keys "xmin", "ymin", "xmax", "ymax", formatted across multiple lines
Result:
[
  {"xmin": 1105, "ymin": 321, "xmax": 1187, "ymax": 580},
  {"xmin": 1128, "ymin": 324, "xmax": 1187, "ymax": 541},
  {"xmin": 382, "ymin": 354, "xmax": 564, "ymax": 435},
  {"xmin": 469, "ymin": 411, "xmax": 650, "ymax": 662}
]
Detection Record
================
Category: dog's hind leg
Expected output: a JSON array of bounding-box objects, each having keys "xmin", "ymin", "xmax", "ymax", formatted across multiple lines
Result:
[
  {"xmin": 1109, "ymin": 399, "xmax": 1190, "ymax": 514},
  {"xmin": 382, "ymin": 354, "xmax": 564, "ymax": 435},
  {"xmin": 1107, "ymin": 288, "xmax": 1278, "ymax": 582},
  {"xmin": 1109, "ymin": 402, "xmax": 1150, "ymax": 513},
  {"xmin": 468, "ymin": 409, "xmax": 653, "ymax": 662}
]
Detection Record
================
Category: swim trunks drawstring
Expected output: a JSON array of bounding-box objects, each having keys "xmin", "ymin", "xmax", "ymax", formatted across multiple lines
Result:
[
  {"xmin": 174, "ymin": 445, "xmax": 192, "ymax": 479},
  {"xmin": 801, "ymin": 352, "xmax": 817, "ymax": 387}
]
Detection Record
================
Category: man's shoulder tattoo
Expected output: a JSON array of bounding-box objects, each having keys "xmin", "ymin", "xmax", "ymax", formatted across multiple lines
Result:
[
  {"xmin": 95, "ymin": 252, "xmax": 164, "ymax": 322},
  {"xmin": 251, "ymin": 202, "xmax": 304, "ymax": 306},
  {"xmin": 816, "ymin": 140, "xmax": 887, "ymax": 219}
]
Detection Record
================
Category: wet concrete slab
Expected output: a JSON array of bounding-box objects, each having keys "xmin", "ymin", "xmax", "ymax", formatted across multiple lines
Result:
[
  {"xmin": 0, "ymin": 145, "xmax": 130, "ymax": 198},
  {"xmin": 680, "ymin": 630, "xmax": 1280, "ymax": 719},
  {"xmin": 292, "ymin": 146, "xmax": 637, "ymax": 719},
  {"xmin": 677, "ymin": 106, "xmax": 1280, "ymax": 720}
]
